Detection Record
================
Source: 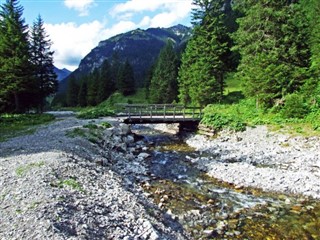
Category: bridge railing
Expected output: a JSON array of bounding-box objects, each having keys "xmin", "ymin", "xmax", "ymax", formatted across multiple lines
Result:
[{"xmin": 115, "ymin": 104, "xmax": 203, "ymax": 120}]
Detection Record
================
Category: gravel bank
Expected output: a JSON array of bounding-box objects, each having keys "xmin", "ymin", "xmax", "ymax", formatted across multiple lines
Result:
[
  {"xmin": 186, "ymin": 125, "xmax": 320, "ymax": 199},
  {"xmin": 0, "ymin": 112, "xmax": 189, "ymax": 240}
]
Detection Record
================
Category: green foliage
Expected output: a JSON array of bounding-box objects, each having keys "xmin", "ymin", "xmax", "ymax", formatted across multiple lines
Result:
[
  {"xmin": 65, "ymin": 127, "xmax": 86, "ymax": 138},
  {"xmin": 78, "ymin": 77, "xmax": 88, "ymax": 107},
  {"xmin": 66, "ymin": 76, "xmax": 79, "ymax": 107},
  {"xmin": 178, "ymin": 0, "xmax": 234, "ymax": 106},
  {"xmin": 0, "ymin": 0, "xmax": 33, "ymax": 113},
  {"xmin": 281, "ymin": 93, "xmax": 309, "ymax": 119},
  {"xmin": 57, "ymin": 178, "xmax": 84, "ymax": 193},
  {"xmin": 29, "ymin": 15, "xmax": 58, "ymax": 112},
  {"xmin": 15, "ymin": 161, "xmax": 45, "ymax": 177},
  {"xmin": 149, "ymin": 40, "xmax": 179, "ymax": 103},
  {"xmin": 118, "ymin": 60, "xmax": 135, "ymax": 96},
  {"xmin": 0, "ymin": 113, "xmax": 55, "ymax": 141},
  {"xmin": 97, "ymin": 59, "xmax": 115, "ymax": 102},
  {"xmin": 101, "ymin": 89, "xmax": 148, "ymax": 108},
  {"xmin": 305, "ymin": 109, "xmax": 320, "ymax": 131},
  {"xmin": 77, "ymin": 106, "xmax": 114, "ymax": 119},
  {"xmin": 233, "ymin": 0, "xmax": 310, "ymax": 108},
  {"xmin": 201, "ymin": 110, "xmax": 246, "ymax": 132}
]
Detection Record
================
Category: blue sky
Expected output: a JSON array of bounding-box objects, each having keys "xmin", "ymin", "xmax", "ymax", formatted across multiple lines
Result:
[{"xmin": 12, "ymin": 0, "xmax": 194, "ymax": 70}]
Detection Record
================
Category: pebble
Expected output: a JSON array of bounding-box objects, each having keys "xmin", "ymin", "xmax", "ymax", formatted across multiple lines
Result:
[
  {"xmin": 0, "ymin": 112, "xmax": 189, "ymax": 240},
  {"xmin": 186, "ymin": 126, "xmax": 320, "ymax": 199}
]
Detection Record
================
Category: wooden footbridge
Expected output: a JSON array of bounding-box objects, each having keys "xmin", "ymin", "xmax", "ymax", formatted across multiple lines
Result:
[{"xmin": 115, "ymin": 104, "xmax": 203, "ymax": 127}]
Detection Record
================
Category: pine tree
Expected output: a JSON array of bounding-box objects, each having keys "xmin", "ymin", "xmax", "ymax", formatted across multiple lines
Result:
[
  {"xmin": 178, "ymin": 0, "xmax": 230, "ymax": 106},
  {"xmin": 118, "ymin": 60, "xmax": 135, "ymax": 96},
  {"xmin": 29, "ymin": 15, "xmax": 58, "ymax": 112},
  {"xmin": 0, "ymin": 0, "xmax": 32, "ymax": 112},
  {"xmin": 66, "ymin": 76, "xmax": 79, "ymax": 107},
  {"xmin": 87, "ymin": 69, "xmax": 99, "ymax": 106},
  {"xmin": 78, "ymin": 76, "xmax": 88, "ymax": 107},
  {"xmin": 233, "ymin": 0, "xmax": 310, "ymax": 108},
  {"xmin": 97, "ymin": 59, "xmax": 114, "ymax": 103},
  {"xmin": 149, "ymin": 41, "xmax": 179, "ymax": 103}
]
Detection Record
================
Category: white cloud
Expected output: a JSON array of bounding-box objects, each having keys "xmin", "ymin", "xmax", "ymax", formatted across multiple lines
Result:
[
  {"xmin": 45, "ymin": 21, "xmax": 105, "ymax": 70},
  {"xmin": 112, "ymin": 0, "xmax": 193, "ymax": 28},
  {"xmin": 64, "ymin": 0, "xmax": 95, "ymax": 16},
  {"xmin": 112, "ymin": 0, "xmax": 164, "ymax": 14},
  {"xmin": 45, "ymin": 20, "xmax": 138, "ymax": 71},
  {"xmin": 45, "ymin": 0, "xmax": 193, "ymax": 70}
]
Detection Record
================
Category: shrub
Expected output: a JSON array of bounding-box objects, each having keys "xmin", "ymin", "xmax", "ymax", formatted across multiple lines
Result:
[
  {"xmin": 77, "ymin": 108, "xmax": 114, "ymax": 119},
  {"xmin": 201, "ymin": 112, "xmax": 246, "ymax": 132},
  {"xmin": 281, "ymin": 93, "xmax": 309, "ymax": 119}
]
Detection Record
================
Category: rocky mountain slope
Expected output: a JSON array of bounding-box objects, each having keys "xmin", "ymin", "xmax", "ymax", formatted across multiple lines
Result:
[
  {"xmin": 58, "ymin": 24, "xmax": 191, "ymax": 93},
  {"xmin": 53, "ymin": 66, "xmax": 71, "ymax": 81}
]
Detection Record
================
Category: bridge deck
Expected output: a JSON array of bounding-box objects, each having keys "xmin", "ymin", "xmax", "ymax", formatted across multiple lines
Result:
[{"xmin": 115, "ymin": 104, "xmax": 202, "ymax": 124}]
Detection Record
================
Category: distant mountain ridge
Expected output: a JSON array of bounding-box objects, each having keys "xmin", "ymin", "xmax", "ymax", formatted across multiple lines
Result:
[
  {"xmin": 54, "ymin": 66, "xmax": 71, "ymax": 81},
  {"xmin": 58, "ymin": 24, "xmax": 192, "ymax": 93}
]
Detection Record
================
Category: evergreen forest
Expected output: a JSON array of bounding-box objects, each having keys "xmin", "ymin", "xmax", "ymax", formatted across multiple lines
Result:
[{"xmin": 1, "ymin": 0, "xmax": 320, "ymax": 132}]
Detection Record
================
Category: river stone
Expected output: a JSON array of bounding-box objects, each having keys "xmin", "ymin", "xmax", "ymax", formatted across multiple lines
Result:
[{"xmin": 138, "ymin": 153, "xmax": 151, "ymax": 160}]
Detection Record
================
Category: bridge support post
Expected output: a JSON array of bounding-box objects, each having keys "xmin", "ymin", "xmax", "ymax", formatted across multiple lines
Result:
[{"xmin": 179, "ymin": 122, "xmax": 199, "ymax": 132}]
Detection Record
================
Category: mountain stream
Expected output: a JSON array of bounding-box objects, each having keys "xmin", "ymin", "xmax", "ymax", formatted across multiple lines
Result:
[{"xmin": 132, "ymin": 125, "xmax": 320, "ymax": 239}]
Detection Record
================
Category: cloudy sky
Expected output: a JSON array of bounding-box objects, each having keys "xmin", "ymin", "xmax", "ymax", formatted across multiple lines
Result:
[{"xmin": 16, "ymin": 0, "xmax": 193, "ymax": 71}]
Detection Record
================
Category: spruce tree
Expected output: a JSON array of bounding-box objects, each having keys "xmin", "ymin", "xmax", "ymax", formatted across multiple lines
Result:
[
  {"xmin": 178, "ymin": 0, "xmax": 230, "ymax": 106},
  {"xmin": 97, "ymin": 59, "xmax": 114, "ymax": 103},
  {"xmin": 233, "ymin": 0, "xmax": 310, "ymax": 108},
  {"xmin": 78, "ymin": 76, "xmax": 88, "ymax": 107},
  {"xmin": 29, "ymin": 15, "xmax": 58, "ymax": 112},
  {"xmin": 149, "ymin": 41, "xmax": 179, "ymax": 103},
  {"xmin": 0, "ymin": 0, "xmax": 32, "ymax": 112},
  {"xmin": 118, "ymin": 60, "xmax": 135, "ymax": 96},
  {"xmin": 66, "ymin": 76, "xmax": 79, "ymax": 107},
  {"xmin": 87, "ymin": 69, "xmax": 99, "ymax": 106}
]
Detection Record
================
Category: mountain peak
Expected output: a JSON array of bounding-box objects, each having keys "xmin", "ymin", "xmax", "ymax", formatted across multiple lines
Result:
[{"xmin": 58, "ymin": 24, "xmax": 192, "ymax": 93}]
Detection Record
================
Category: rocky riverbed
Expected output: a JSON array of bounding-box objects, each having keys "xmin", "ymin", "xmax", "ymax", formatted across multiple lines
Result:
[
  {"xmin": 0, "ymin": 113, "xmax": 189, "ymax": 239},
  {"xmin": 1, "ymin": 113, "xmax": 320, "ymax": 239},
  {"xmin": 186, "ymin": 125, "xmax": 320, "ymax": 199}
]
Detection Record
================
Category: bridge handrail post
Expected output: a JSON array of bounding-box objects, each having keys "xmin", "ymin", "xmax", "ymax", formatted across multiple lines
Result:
[
  {"xmin": 183, "ymin": 108, "xmax": 185, "ymax": 118},
  {"xmin": 173, "ymin": 106, "xmax": 176, "ymax": 119},
  {"xmin": 128, "ymin": 106, "xmax": 131, "ymax": 119},
  {"xmin": 163, "ymin": 105, "xmax": 166, "ymax": 119}
]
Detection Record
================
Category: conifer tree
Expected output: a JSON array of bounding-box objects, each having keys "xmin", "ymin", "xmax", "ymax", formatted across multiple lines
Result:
[
  {"xmin": 87, "ymin": 69, "xmax": 99, "ymax": 106},
  {"xmin": 118, "ymin": 60, "xmax": 135, "ymax": 96},
  {"xmin": 0, "ymin": 0, "xmax": 32, "ymax": 112},
  {"xmin": 149, "ymin": 41, "xmax": 179, "ymax": 103},
  {"xmin": 78, "ymin": 76, "xmax": 88, "ymax": 107},
  {"xmin": 97, "ymin": 59, "xmax": 114, "ymax": 103},
  {"xmin": 178, "ymin": 0, "xmax": 230, "ymax": 106},
  {"xmin": 29, "ymin": 15, "xmax": 58, "ymax": 112},
  {"xmin": 66, "ymin": 76, "xmax": 79, "ymax": 107},
  {"xmin": 233, "ymin": 0, "xmax": 310, "ymax": 108}
]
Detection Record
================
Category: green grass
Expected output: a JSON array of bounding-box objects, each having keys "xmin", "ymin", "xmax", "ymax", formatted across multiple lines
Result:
[
  {"xmin": 15, "ymin": 161, "xmax": 45, "ymax": 177},
  {"xmin": 65, "ymin": 127, "xmax": 86, "ymax": 138},
  {"xmin": 103, "ymin": 88, "xmax": 149, "ymax": 108},
  {"xmin": 77, "ymin": 89, "xmax": 148, "ymax": 119},
  {"xmin": 0, "ymin": 113, "xmax": 55, "ymax": 142},
  {"xmin": 57, "ymin": 178, "xmax": 84, "ymax": 193},
  {"xmin": 202, "ymin": 98, "xmax": 320, "ymax": 136}
]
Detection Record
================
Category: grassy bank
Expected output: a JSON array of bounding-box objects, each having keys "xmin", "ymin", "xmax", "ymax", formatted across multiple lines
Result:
[
  {"xmin": 201, "ymin": 75, "xmax": 320, "ymax": 136},
  {"xmin": 0, "ymin": 113, "xmax": 55, "ymax": 142}
]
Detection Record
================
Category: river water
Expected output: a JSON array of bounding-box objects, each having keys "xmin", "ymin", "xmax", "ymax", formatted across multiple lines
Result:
[{"xmin": 132, "ymin": 125, "xmax": 320, "ymax": 239}]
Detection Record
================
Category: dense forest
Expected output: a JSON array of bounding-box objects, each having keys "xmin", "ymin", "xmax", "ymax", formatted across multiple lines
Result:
[
  {"xmin": 0, "ymin": 0, "xmax": 57, "ymax": 113},
  {"xmin": 1, "ymin": 0, "xmax": 320, "ymax": 127}
]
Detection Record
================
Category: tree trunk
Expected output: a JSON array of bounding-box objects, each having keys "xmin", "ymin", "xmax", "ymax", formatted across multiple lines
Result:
[{"xmin": 13, "ymin": 92, "xmax": 22, "ymax": 113}]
